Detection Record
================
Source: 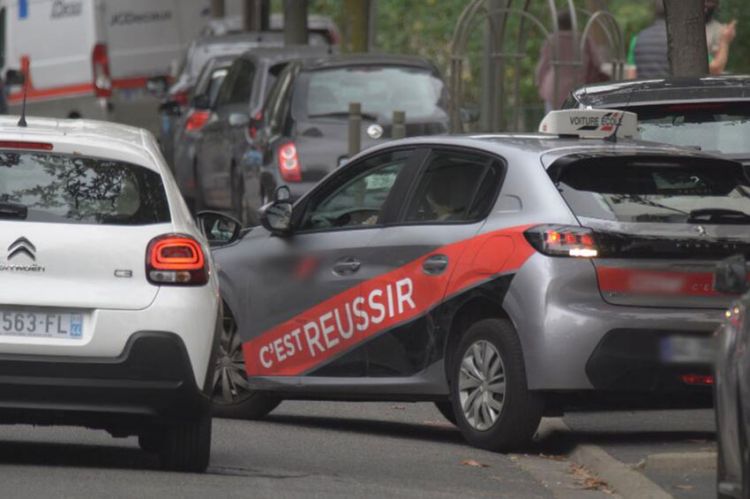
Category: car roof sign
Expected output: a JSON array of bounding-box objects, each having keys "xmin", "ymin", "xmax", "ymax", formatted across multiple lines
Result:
[{"xmin": 538, "ymin": 109, "xmax": 638, "ymax": 139}]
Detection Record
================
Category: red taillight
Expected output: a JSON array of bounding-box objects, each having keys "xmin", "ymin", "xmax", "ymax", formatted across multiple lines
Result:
[
  {"xmin": 0, "ymin": 141, "xmax": 53, "ymax": 150},
  {"xmin": 185, "ymin": 110, "xmax": 211, "ymax": 132},
  {"xmin": 525, "ymin": 224, "xmax": 599, "ymax": 258},
  {"xmin": 92, "ymin": 43, "xmax": 112, "ymax": 98},
  {"xmin": 248, "ymin": 111, "xmax": 262, "ymax": 140},
  {"xmin": 680, "ymin": 374, "xmax": 714, "ymax": 386},
  {"xmin": 171, "ymin": 89, "xmax": 190, "ymax": 107},
  {"xmin": 278, "ymin": 142, "xmax": 302, "ymax": 182},
  {"xmin": 146, "ymin": 234, "xmax": 207, "ymax": 286}
]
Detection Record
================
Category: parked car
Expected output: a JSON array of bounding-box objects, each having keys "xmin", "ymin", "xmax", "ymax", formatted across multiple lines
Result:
[
  {"xmin": 240, "ymin": 53, "xmax": 451, "ymax": 221},
  {"xmin": 714, "ymin": 255, "xmax": 750, "ymax": 499},
  {"xmin": 190, "ymin": 45, "xmax": 330, "ymax": 223},
  {"xmin": 172, "ymin": 55, "xmax": 235, "ymax": 210},
  {"xmin": 205, "ymin": 109, "xmax": 740, "ymax": 450},
  {"xmin": 201, "ymin": 13, "xmax": 340, "ymax": 45},
  {"xmin": 0, "ymin": 116, "xmax": 220, "ymax": 471},
  {"xmin": 562, "ymin": 76, "xmax": 750, "ymax": 163}
]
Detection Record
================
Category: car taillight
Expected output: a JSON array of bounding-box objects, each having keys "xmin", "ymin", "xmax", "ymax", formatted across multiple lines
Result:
[
  {"xmin": 248, "ymin": 111, "xmax": 262, "ymax": 139},
  {"xmin": 171, "ymin": 89, "xmax": 190, "ymax": 107},
  {"xmin": 92, "ymin": 43, "xmax": 112, "ymax": 98},
  {"xmin": 278, "ymin": 142, "xmax": 302, "ymax": 182},
  {"xmin": 184, "ymin": 110, "xmax": 210, "ymax": 132},
  {"xmin": 525, "ymin": 224, "xmax": 598, "ymax": 258},
  {"xmin": 0, "ymin": 141, "xmax": 53, "ymax": 150},
  {"xmin": 680, "ymin": 374, "xmax": 714, "ymax": 386},
  {"xmin": 146, "ymin": 234, "xmax": 207, "ymax": 286}
]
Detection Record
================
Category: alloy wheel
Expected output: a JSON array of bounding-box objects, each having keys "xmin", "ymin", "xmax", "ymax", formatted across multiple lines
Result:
[
  {"xmin": 458, "ymin": 340, "xmax": 506, "ymax": 431},
  {"xmin": 212, "ymin": 311, "xmax": 252, "ymax": 405}
]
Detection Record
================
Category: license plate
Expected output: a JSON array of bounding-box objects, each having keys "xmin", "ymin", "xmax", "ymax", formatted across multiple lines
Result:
[
  {"xmin": 660, "ymin": 335, "xmax": 715, "ymax": 364},
  {"xmin": 0, "ymin": 309, "xmax": 84, "ymax": 340}
]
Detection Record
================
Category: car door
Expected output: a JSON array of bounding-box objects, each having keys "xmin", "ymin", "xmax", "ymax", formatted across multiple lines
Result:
[
  {"xmin": 238, "ymin": 147, "xmax": 425, "ymax": 378},
  {"xmin": 359, "ymin": 148, "xmax": 507, "ymax": 377}
]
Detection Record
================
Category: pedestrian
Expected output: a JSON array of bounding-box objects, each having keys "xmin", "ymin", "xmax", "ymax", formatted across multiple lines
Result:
[
  {"xmin": 535, "ymin": 10, "xmax": 608, "ymax": 112},
  {"xmin": 705, "ymin": 0, "xmax": 737, "ymax": 75}
]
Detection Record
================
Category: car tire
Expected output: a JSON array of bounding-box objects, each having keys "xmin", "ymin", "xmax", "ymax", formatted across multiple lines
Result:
[
  {"xmin": 138, "ymin": 429, "xmax": 164, "ymax": 454},
  {"xmin": 434, "ymin": 401, "xmax": 457, "ymax": 425},
  {"xmin": 158, "ymin": 414, "xmax": 212, "ymax": 472},
  {"xmin": 449, "ymin": 318, "xmax": 543, "ymax": 452},
  {"xmin": 211, "ymin": 305, "xmax": 281, "ymax": 420}
]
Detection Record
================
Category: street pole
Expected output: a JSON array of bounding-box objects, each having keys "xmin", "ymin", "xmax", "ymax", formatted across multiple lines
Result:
[
  {"xmin": 348, "ymin": 102, "xmax": 362, "ymax": 157},
  {"xmin": 244, "ymin": 0, "xmax": 270, "ymax": 31},
  {"xmin": 283, "ymin": 0, "xmax": 308, "ymax": 45},
  {"xmin": 664, "ymin": 0, "xmax": 709, "ymax": 76},
  {"xmin": 211, "ymin": 0, "xmax": 225, "ymax": 19}
]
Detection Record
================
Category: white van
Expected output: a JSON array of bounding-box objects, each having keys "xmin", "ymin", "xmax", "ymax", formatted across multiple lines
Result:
[{"xmin": 0, "ymin": 0, "xmax": 214, "ymax": 133}]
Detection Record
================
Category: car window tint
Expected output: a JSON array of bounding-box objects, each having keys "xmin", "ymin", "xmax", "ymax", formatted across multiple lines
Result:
[
  {"xmin": 0, "ymin": 152, "xmax": 170, "ymax": 225},
  {"xmin": 227, "ymin": 60, "xmax": 255, "ymax": 104},
  {"xmin": 268, "ymin": 65, "xmax": 295, "ymax": 134},
  {"xmin": 299, "ymin": 150, "xmax": 411, "ymax": 231},
  {"xmin": 404, "ymin": 151, "xmax": 498, "ymax": 223}
]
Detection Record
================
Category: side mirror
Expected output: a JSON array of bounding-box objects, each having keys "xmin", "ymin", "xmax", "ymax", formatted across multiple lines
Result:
[
  {"xmin": 229, "ymin": 112, "xmax": 250, "ymax": 128},
  {"xmin": 192, "ymin": 93, "xmax": 210, "ymax": 110},
  {"xmin": 274, "ymin": 185, "xmax": 291, "ymax": 202},
  {"xmin": 260, "ymin": 201, "xmax": 293, "ymax": 236},
  {"xmin": 196, "ymin": 210, "xmax": 242, "ymax": 246},
  {"xmin": 4, "ymin": 69, "xmax": 24, "ymax": 86},
  {"xmin": 147, "ymin": 76, "xmax": 169, "ymax": 99},
  {"xmin": 715, "ymin": 255, "xmax": 749, "ymax": 294}
]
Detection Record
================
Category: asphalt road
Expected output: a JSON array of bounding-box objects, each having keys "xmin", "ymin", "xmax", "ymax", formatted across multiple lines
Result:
[{"xmin": 0, "ymin": 402, "xmax": 717, "ymax": 498}]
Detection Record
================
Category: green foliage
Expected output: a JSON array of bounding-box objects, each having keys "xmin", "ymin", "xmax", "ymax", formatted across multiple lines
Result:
[{"xmin": 718, "ymin": 0, "xmax": 750, "ymax": 73}]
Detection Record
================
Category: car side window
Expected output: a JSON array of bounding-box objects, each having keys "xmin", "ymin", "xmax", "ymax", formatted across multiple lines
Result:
[
  {"xmin": 268, "ymin": 65, "xmax": 296, "ymax": 135},
  {"xmin": 214, "ymin": 60, "xmax": 254, "ymax": 108},
  {"xmin": 403, "ymin": 150, "xmax": 503, "ymax": 223},
  {"xmin": 298, "ymin": 150, "xmax": 413, "ymax": 232}
]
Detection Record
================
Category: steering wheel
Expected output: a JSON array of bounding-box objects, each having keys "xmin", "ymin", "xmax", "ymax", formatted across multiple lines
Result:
[{"xmin": 332, "ymin": 209, "xmax": 381, "ymax": 227}]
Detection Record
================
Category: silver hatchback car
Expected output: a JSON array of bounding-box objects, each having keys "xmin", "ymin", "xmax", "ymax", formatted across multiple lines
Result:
[{"xmin": 207, "ymin": 110, "xmax": 743, "ymax": 451}]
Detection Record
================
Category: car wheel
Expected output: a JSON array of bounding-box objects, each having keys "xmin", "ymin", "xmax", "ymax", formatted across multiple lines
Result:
[
  {"xmin": 434, "ymin": 401, "xmax": 456, "ymax": 425},
  {"xmin": 158, "ymin": 414, "xmax": 211, "ymax": 472},
  {"xmin": 450, "ymin": 318, "xmax": 543, "ymax": 452},
  {"xmin": 211, "ymin": 306, "xmax": 281, "ymax": 419},
  {"xmin": 138, "ymin": 428, "xmax": 164, "ymax": 454}
]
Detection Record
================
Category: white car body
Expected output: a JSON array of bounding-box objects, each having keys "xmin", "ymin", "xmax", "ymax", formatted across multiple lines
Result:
[{"xmin": 0, "ymin": 115, "xmax": 220, "ymax": 471}]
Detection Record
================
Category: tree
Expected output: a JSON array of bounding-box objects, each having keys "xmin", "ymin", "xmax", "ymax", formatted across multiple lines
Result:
[
  {"xmin": 663, "ymin": 0, "xmax": 709, "ymax": 76},
  {"xmin": 342, "ymin": 0, "xmax": 371, "ymax": 52},
  {"xmin": 284, "ymin": 0, "xmax": 308, "ymax": 45}
]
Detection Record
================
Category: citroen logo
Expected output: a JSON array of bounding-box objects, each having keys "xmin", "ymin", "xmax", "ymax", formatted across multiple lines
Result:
[
  {"xmin": 695, "ymin": 225, "xmax": 707, "ymax": 237},
  {"xmin": 8, "ymin": 237, "xmax": 36, "ymax": 261}
]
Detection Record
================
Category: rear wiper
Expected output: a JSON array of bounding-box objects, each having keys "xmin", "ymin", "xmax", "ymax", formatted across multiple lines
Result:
[
  {"xmin": 308, "ymin": 111, "xmax": 379, "ymax": 121},
  {"xmin": 688, "ymin": 208, "xmax": 750, "ymax": 224},
  {"xmin": 0, "ymin": 202, "xmax": 27, "ymax": 220}
]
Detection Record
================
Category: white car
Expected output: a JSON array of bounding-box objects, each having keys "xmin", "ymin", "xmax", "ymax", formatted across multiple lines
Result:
[{"xmin": 0, "ymin": 116, "xmax": 220, "ymax": 472}]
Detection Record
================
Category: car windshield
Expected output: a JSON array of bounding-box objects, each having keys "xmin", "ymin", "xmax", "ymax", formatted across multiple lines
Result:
[
  {"xmin": 301, "ymin": 65, "xmax": 446, "ymax": 120},
  {"xmin": 0, "ymin": 152, "xmax": 170, "ymax": 225},
  {"xmin": 629, "ymin": 102, "xmax": 750, "ymax": 157},
  {"xmin": 551, "ymin": 156, "xmax": 750, "ymax": 224}
]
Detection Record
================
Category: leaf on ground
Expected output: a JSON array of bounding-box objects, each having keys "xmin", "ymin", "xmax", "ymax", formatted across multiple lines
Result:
[
  {"xmin": 391, "ymin": 405, "xmax": 406, "ymax": 410},
  {"xmin": 569, "ymin": 464, "xmax": 613, "ymax": 494},
  {"xmin": 675, "ymin": 485, "xmax": 694, "ymax": 491},
  {"xmin": 461, "ymin": 459, "xmax": 490, "ymax": 468}
]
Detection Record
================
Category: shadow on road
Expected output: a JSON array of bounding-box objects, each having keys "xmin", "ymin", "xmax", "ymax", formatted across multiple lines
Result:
[{"xmin": 0, "ymin": 439, "xmax": 160, "ymax": 470}]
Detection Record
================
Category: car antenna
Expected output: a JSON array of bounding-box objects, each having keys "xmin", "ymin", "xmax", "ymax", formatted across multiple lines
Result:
[
  {"xmin": 604, "ymin": 84, "xmax": 636, "ymax": 144},
  {"xmin": 17, "ymin": 84, "xmax": 28, "ymax": 128}
]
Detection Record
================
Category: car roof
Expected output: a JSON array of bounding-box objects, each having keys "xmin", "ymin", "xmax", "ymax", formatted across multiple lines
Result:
[
  {"xmin": 298, "ymin": 53, "xmax": 438, "ymax": 72},
  {"xmin": 192, "ymin": 31, "xmax": 286, "ymax": 49},
  {"xmin": 355, "ymin": 133, "xmax": 727, "ymax": 167},
  {"xmin": 571, "ymin": 75, "xmax": 750, "ymax": 108},
  {"xmin": 239, "ymin": 45, "xmax": 332, "ymax": 65},
  {"xmin": 0, "ymin": 117, "xmax": 160, "ymax": 170}
]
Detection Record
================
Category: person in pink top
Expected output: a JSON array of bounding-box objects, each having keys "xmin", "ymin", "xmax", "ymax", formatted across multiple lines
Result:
[{"xmin": 536, "ymin": 11, "xmax": 608, "ymax": 112}]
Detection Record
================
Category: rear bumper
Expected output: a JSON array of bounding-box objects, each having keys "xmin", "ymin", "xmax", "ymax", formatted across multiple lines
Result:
[{"xmin": 0, "ymin": 332, "xmax": 211, "ymax": 428}]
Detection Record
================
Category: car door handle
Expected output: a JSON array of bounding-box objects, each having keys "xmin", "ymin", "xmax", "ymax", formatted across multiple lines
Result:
[
  {"xmin": 333, "ymin": 258, "xmax": 361, "ymax": 276},
  {"xmin": 423, "ymin": 254, "xmax": 449, "ymax": 275}
]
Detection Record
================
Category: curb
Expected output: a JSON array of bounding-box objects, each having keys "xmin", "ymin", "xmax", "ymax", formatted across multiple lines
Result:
[
  {"xmin": 537, "ymin": 418, "xmax": 673, "ymax": 499},
  {"xmin": 642, "ymin": 451, "xmax": 717, "ymax": 472}
]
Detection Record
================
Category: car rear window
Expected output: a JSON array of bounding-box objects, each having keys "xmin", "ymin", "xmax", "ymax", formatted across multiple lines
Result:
[
  {"xmin": 299, "ymin": 65, "xmax": 447, "ymax": 120},
  {"xmin": 550, "ymin": 155, "xmax": 750, "ymax": 224},
  {"xmin": 0, "ymin": 152, "xmax": 170, "ymax": 225}
]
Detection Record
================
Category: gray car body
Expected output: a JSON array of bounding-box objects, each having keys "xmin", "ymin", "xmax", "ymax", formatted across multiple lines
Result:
[{"xmin": 213, "ymin": 134, "xmax": 737, "ymax": 403}]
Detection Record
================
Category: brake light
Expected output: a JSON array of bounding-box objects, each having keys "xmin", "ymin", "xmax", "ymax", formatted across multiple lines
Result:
[
  {"xmin": 146, "ymin": 234, "xmax": 207, "ymax": 285},
  {"xmin": 185, "ymin": 110, "xmax": 211, "ymax": 132},
  {"xmin": 92, "ymin": 43, "xmax": 112, "ymax": 98},
  {"xmin": 680, "ymin": 374, "xmax": 714, "ymax": 386},
  {"xmin": 171, "ymin": 89, "xmax": 190, "ymax": 107},
  {"xmin": 248, "ymin": 111, "xmax": 262, "ymax": 139},
  {"xmin": 525, "ymin": 224, "xmax": 598, "ymax": 258},
  {"xmin": 0, "ymin": 141, "xmax": 53, "ymax": 150},
  {"xmin": 278, "ymin": 142, "xmax": 302, "ymax": 182}
]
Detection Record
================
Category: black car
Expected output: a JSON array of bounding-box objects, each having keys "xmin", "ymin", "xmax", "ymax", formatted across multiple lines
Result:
[
  {"xmin": 191, "ymin": 45, "xmax": 330, "ymax": 224},
  {"xmin": 562, "ymin": 75, "xmax": 750, "ymax": 163},
  {"xmin": 242, "ymin": 54, "xmax": 451, "ymax": 211},
  {"xmin": 172, "ymin": 55, "xmax": 234, "ymax": 211}
]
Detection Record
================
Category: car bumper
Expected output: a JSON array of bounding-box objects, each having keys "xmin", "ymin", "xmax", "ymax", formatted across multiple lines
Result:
[{"xmin": 0, "ymin": 332, "xmax": 211, "ymax": 427}]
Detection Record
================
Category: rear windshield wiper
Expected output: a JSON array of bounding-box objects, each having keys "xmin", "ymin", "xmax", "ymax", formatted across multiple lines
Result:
[
  {"xmin": 308, "ymin": 111, "xmax": 379, "ymax": 121},
  {"xmin": 0, "ymin": 202, "xmax": 27, "ymax": 220},
  {"xmin": 688, "ymin": 208, "xmax": 750, "ymax": 224}
]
